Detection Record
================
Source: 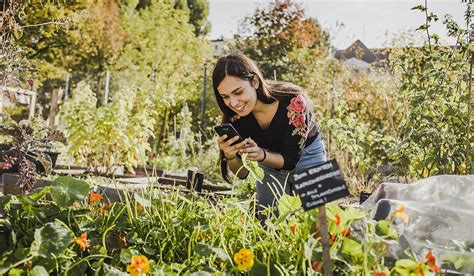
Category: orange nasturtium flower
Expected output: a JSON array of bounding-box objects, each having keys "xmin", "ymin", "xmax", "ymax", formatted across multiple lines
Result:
[
  {"xmin": 425, "ymin": 251, "xmax": 441, "ymax": 273},
  {"xmin": 89, "ymin": 192, "xmax": 103, "ymax": 203},
  {"xmin": 372, "ymin": 272, "xmax": 387, "ymax": 276},
  {"xmin": 391, "ymin": 204, "xmax": 409, "ymax": 224},
  {"xmin": 341, "ymin": 228, "xmax": 351, "ymax": 237},
  {"xmin": 290, "ymin": 223, "xmax": 298, "ymax": 234},
  {"xmin": 74, "ymin": 232, "xmax": 89, "ymax": 251},
  {"xmin": 334, "ymin": 214, "xmax": 341, "ymax": 227},
  {"xmin": 233, "ymin": 248, "xmax": 254, "ymax": 271},
  {"xmin": 127, "ymin": 255, "xmax": 150, "ymax": 276}
]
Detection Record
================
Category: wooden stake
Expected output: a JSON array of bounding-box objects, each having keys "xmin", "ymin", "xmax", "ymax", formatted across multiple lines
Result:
[
  {"xmin": 318, "ymin": 205, "xmax": 333, "ymax": 276},
  {"xmin": 48, "ymin": 88, "xmax": 60, "ymax": 130}
]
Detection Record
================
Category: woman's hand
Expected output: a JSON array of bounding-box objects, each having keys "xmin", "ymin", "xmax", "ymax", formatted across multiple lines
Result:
[
  {"xmin": 239, "ymin": 138, "xmax": 265, "ymax": 162},
  {"xmin": 217, "ymin": 135, "xmax": 248, "ymax": 160}
]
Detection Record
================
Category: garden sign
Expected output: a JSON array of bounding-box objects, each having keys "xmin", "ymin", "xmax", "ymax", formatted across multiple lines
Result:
[{"xmin": 292, "ymin": 159, "xmax": 350, "ymax": 276}]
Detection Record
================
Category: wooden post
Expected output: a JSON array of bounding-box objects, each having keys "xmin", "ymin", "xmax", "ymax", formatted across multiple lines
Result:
[
  {"xmin": 317, "ymin": 205, "xmax": 333, "ymax": 276},
  {"xmin": 200, "ymin": 65, "xmax": 207, "ymax": 126},
  {"xmin": 64, "ymin": 73, "xmax": 70, "ymax": 100},
  {"xmin": 186, "ymin": 170, "xmax": 204, "ymax": 192},
  {"xmin": 48, "ymin": 88, "xmax": 60, "ymax": 129},
  {"xmin": 150, "ymin": 68, "xmax": 156, "ymax": 96},
  {"xmin": 103, "ymin": 70, "xmax": 110, "ymax": 105},
  {"xmin": 28, "ymin": 92, "xmax": 36, "ymax": 119}
]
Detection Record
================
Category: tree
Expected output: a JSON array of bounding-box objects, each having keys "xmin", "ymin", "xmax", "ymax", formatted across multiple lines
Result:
[
  {"xmin": 174, "ymin": 0, "xmax": 211, "ymax": 36},
  {"xmin": 115, "ymin": 0, "xmax": 211, "ymax": 153},
  {"xmin": 235, "ymin": 0, "xmax": 329, "ymax": 79},
  {"xmin": 137, "ymin": 0, "xmax": 211, "ymax": 36}
]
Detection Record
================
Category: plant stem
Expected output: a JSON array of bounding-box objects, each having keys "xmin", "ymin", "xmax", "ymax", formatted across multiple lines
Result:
[{"xmin": 9, "ymin": 256, "xmax": 33, "ymax": 270}]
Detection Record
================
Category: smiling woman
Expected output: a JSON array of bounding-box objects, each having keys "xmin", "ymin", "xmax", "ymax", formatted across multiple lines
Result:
[{"xmin": 212, "ymin": 53, "xmax": 327, "ymax": 220}]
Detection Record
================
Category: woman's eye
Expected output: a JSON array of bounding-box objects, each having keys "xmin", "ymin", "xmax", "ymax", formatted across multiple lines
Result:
[{"xmin": 234, "ymin": 90, "xmax": 242, "ymax": 95}]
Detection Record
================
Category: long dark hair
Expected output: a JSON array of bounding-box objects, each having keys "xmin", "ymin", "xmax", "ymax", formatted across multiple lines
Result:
[{"xmin": 212, "ymin": 53, "xmax": 309, "ymax": 182}]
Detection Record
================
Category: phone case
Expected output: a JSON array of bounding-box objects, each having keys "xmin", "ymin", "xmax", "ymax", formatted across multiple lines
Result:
[{"xmin": 214, "ymin": 123, "xmax": 245, "ymax": 145}]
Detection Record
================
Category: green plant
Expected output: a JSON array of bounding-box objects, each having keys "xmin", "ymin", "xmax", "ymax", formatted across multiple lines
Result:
[
  {"xmin": 0, "ymin": 174, "xmax": 451, "ymax": 275},
  {"xmin": 0, "ymin": 116, "xmax": 66, "ymax": 193},
  {"xmin": 62, "ymin": 81, "xmax": 156, "ymax": 175},
  {"xmin": 389, "ymin": 4, "xmax": 472, "ymax": 176}
]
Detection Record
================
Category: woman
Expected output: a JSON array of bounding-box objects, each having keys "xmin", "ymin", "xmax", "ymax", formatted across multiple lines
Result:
[{"xmin": 213, "ymin": 53, "xmax": 326, "ymax": 220}]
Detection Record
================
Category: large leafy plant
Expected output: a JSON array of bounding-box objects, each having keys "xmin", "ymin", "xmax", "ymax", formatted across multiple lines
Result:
[
  {"xmin": 62, "ymin": 82, "xmax": 156, "ymax": 175},
  {"xmin": 0, "ymin": 116, "xmax": 66, "ymax": 193}
]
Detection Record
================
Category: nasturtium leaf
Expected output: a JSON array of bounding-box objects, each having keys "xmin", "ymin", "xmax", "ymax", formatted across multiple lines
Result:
[
  {"xmin": 375, "ymin": 220, "xmax": 398, "ymax": 240},
  {"xmin": 242, "ymin": 154, "xmax": 264, "ymax": 182},
  {"xmin": 277, "ymin": 194, "xmax": 302, "ymax": 217},
  {"xmin": 50, "ymin": 176, "xmax": 89, "ymax": 208},
  {"xmin": 195, "ymin": 243, "xmax": 213, "ymax": 257},
  {"xmin": 343, "ymin": 207, "xmax": 368, "ymax": 221},
  {"xmin": 30, "ymin": 221, "xmax": 74, "ymax": 258},
  {"xmin": 212, "ymin": 247, "xmax": 230, "ymax": 262},
  {"xmin": 30, "ymin": 266, "xmax": 49, "ymax": 276},
  {"xmin": 340, "ymin": 238, "xmax": 363, "ymax": 264},
  {"xmin": 119, "ymin": 248, "xmax": 140, "ymax": 265},
  {"xmin": 102, "ymin": 263, "xmax": 128, "ymax": 276}
]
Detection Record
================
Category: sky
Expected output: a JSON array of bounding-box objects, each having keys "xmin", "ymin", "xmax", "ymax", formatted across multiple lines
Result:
[{"xmin": 207, "ymin": 0, "xmax": 467, "ymax": 49}]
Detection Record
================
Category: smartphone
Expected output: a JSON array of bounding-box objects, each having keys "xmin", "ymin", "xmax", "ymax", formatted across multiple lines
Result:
[{"xmin": 214, "ymin": 123, "xmax": 245, "ymax": 146}]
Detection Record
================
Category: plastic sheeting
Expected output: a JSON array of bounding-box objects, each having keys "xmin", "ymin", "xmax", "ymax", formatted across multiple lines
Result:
[{"xmin": 361, "ymin": 175, "xmax": 474, "ymax": 274}]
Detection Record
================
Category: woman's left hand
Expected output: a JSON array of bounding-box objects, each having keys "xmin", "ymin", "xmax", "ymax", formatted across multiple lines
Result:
[{"xmin": 239, "ymin": 138, "xmax": 265, "ymax": 162}]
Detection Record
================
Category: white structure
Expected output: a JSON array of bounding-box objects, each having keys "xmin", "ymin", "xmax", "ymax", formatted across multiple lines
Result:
[
  {"xmin": 0, "ymin": 87, "xmax": 37, "ymax": 118},
  {"xmin": 210, "ymin": 37, "xmax": 235, "ymax": 58}
]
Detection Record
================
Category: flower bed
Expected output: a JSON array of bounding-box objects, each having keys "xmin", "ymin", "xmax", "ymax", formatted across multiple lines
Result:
[{"xmin": 0, "ymin": 175, "xmax": 448, "ymax": 275}]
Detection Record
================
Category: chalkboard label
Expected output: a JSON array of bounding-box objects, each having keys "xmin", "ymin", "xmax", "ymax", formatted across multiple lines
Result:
[{"xmin": 292, "ymin": 160, "xmax": 350, "ymax": 211}]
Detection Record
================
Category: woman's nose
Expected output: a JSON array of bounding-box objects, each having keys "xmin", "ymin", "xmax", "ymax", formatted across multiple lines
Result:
[{"xmin": 230, "ymin": 97, "xmax": 238, "ymax": 107}]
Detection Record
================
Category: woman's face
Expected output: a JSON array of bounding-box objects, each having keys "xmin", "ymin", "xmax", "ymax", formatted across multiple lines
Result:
[{"xmin": 217, "ymin": 75, "xmax": 258, "ymax": 116}]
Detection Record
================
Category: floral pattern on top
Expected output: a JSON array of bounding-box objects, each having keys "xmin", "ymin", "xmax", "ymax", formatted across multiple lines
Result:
[{"xmin": 287, "ymin": 94, "xmax": 308, "ymax": 149}]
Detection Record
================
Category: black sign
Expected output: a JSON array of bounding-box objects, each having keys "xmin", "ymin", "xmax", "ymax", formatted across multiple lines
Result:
[{"xmin": 292, "ymin": 160, "xmax": 350, "ymax": 211}]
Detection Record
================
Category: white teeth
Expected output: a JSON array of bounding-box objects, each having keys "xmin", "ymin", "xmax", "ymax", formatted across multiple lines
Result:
[{"xmin": 235, "ymin": 104, "xmax": 245, "ymax": 111}]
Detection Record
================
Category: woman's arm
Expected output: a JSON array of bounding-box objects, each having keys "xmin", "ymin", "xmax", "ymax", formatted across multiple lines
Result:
[{"xmin": 217, "ymin": 134, "xmax": 250, "ymax": 179}]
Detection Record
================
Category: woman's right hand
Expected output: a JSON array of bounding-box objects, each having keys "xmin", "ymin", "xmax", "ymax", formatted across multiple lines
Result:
[{"xmin": 217, "ymin": 135, "xmax": 248, "ymax": 160}]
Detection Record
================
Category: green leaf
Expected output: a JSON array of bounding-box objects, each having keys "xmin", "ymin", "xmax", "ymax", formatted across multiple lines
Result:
[
  {"xmin": 0, "ymin": 195, "xmax": 12, "ymax": 210},
  {"xmin": 30, "ymin": 266, "xmax": 49, "ymax": 276},
  {"xmin": 119, "ymin": 248, "xmax": 140, "ymax": 265},
  {"xmin": 195, "ymin": 243, "xmax": 212, "ymax": 257},
  {"xmin": 102, "ymin": 263, "xmax": 128, "ymax": 276},
  {"xmin": 375, "ymin": 220, "xmax": 398, "ymax": 240},
  {"xmin": 410, "ymin": 5, "xmax": 427, "ymax": 11},
  {"xmin": 241, "ymin": 154, "xmax": 264, "ymax": 182},
  {"xmin": 50, "ymin": 176, "xmax": 89, "ymax": 208},
  {"xmin": 7, "ymin": 268, "xmax": 24, "ymax": 276},
  {"xmin": 341, "ymin": 206, "xmax": 367, "ymax": 221},
  {"xmin": 277, "ymin": 194, "xmax": 301, "ymax": 217},
  {"xmin": 30, "ymin": 221, "xmax": 74, "ymax": 258},
  {"xmin": 212, "ymin": 247, "xmax": 230, "ymax": 262},
  {"xmin": 340, "ymin": 238, "xmax": 363, "ymax": 264}
]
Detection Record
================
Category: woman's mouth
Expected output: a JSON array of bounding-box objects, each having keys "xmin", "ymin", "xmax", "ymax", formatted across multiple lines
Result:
[{"xmin": 234, "ymin": 104, "xmax": 246, "ymax": 112}]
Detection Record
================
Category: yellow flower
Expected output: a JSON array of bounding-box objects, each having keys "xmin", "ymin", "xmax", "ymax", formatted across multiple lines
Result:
[
  {"xmin": 391, "ymin": 204, "xmax": 409, "ymax": 224},
  {"xmin": 73, "ymin": 232, "xmax": 89, "ymax": 251},
  {"xmin": 127, "ymin": 255, "xmax": 150, "ymax": 276},
  {"xmin": 233, "ymin": 248, "xmax": 254, "ymax": 271}
]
